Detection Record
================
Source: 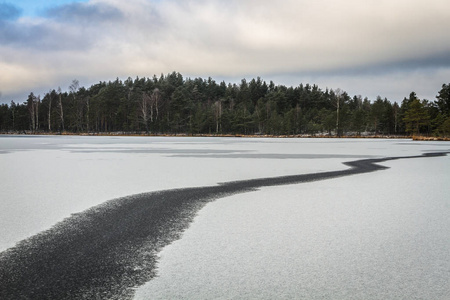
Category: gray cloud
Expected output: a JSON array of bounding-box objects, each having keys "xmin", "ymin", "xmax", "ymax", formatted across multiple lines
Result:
[
  {"xmin": 0, "ymin": 20, "xmax": 96, "ymax": 51},
  {"xmin": 0, "ymin": 2, "xmax": 126, "ymax": 51},
  {"xmin": 288, "ymin": 51, "xmax": 450, "ymax": 79},
  {"xmin": 1, "ymin": 0, "xmax": 449, "ymax": 104}
]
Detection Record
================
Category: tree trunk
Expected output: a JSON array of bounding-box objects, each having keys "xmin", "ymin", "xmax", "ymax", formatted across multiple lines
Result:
[
  {"xmin": 141, "ymin": 93, "xmax": 150, "ymax": 133},
  {"xmin": 86, "ymin": 97, "xmax": 90, "ymax": 133},
  {"xmin": 336, "ymin": 99, "xmax": 340, "ymax": 137},
  {"xmin": 48, "ymin": 93, "xmax": 52, "ymax": 131},
  {"xmin": 35, "ymin": 97, "xmax": 39, "ymax": 132},
  {"xmin": 58, "ymin": 88, "xmax": 64, "ymax": 132}
]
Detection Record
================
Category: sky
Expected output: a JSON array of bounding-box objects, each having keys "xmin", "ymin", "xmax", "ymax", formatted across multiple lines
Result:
[{"xmin": 1, "ymin": 0, "xmax": 449, "ymax": 104}]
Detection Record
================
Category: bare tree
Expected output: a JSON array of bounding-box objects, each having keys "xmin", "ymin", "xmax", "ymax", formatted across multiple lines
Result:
[
  {"xmin": 142, "ymin": 88, "xmax": 161, "ymax": 130},
  {"xmin": 151, "ymin": 88, "xmax": 161, "ymax": 122},
  {"xmin": 57, "ymin": 87, "xmax": 64, "ymax": 132},
  {"xmin": 70, "ymin": 79, "xmax": 84, "ymax": 132},
  {"xmin": 393, "ymin": 102, "xmax": 399, "ymax": 134},
  {"xmin": 214, "ymin": 99, "xmax": 222, "ymax": 133},
  {"xmin": 36, "ymin": 95, "xmax": 39, "ymax": 131},
  {"xmin": 332, "ymin": 88, "xmax": 343, "ymax": 137},
  {"xmin": 47, "ymin": 90, "xmax": 52, "ymax": 131},
  {"xmin": 69, "ymin": 79, "xmax": 79, "ymax": 94},
  {"xmin": 140, "ymin": 92, "xmax": 151, "ymax": 133},
  {"xmin": 86, "ymin": 96, "xmax": 90, "ymax": 133},
  {"xmin": 10, "ymin": 100, "xmax": 15, "ymax": 130},
  {"xmin": 28, "ymin": 95, "xmax": 36, "ymax": 132},
  {"xmin": 27, "ymin": 93, "xmax": 40, "ymax": 132}
]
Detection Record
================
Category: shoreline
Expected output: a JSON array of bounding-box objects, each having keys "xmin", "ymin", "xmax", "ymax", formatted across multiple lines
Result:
[{"xmin": 1, "ymin": 132, "xmax": 449, "ymax": 140}]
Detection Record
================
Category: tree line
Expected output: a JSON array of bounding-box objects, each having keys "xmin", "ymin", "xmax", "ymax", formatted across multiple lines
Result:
[{"xmin": 1, "ymin": 72, "xmax": 449, "ymax": 137}]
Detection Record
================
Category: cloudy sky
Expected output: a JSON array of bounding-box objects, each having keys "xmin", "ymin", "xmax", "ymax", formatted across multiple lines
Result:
[{"xmin": 1, "ymin": 0, "xmax": 449, "ymax": 104}]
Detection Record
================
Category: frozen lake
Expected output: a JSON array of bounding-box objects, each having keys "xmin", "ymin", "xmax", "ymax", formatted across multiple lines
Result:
[{"xmin": 0, "ymin": 135, "xmax": 449, "ymax": 299}]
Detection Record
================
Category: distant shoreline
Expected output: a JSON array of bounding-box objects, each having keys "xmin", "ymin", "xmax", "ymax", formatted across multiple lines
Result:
[{"xmin": 1, "ymin": 132, "xmax": 449, "ymax": 141}]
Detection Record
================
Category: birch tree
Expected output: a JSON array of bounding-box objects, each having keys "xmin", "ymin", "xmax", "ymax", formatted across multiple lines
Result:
[
  {"xmin": 140, "ymin": 92, "xmax": 151, "ymax": 133},
  {"xmin": 333, "ymin": 88, "xmax": 343, "ymax": 136},
  {"xmin": 47, "ymin": 90, "xmax": 52, "ymax": 131},
  {"xmin": 27, "ymin": 93, "xmax": 40, "ymax": 132},
  {"xmin": 57, "ymin": 87, "xmax": 65, "ymax": 132},
  {"xmin": 151, "ymin": 88, "xmax": 161, "ymax": 122},
  {"xmin": 214, "ymin": 99, "xmax": 222, "ymax": 133}
]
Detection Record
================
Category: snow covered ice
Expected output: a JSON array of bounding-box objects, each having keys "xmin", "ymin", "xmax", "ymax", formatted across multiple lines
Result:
[
  {"xmin": 1, "ymin": 136, "xmax": 449, "ymax": 299},
  {"xmin": 0, "ymin": 135, "xmax": 371, "ymax": 251},
  {"xmin": 135, "ymin": 155, "xmax": 450, "ymax": 299}
]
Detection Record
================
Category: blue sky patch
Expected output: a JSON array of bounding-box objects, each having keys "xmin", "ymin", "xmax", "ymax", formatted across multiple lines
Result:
[
  {"xmin": 0, "ymin": 2, "xmax": 22, "ymax": 20},
  {"xmin": 7, "ymin": 0, "xmax": 89, "ymax": 17}
]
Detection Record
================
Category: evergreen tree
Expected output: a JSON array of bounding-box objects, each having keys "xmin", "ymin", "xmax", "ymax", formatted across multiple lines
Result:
[
  {"xmin": 403, "ymin": 99, "xmax": 429, "ymax": 135},
  {"xmin": 1, "ymin": 73, "xmax": 448, "ymax": 138}
]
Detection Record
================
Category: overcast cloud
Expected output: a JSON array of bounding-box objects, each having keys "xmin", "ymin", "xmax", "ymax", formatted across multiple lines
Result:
[{"xmin": 1, "ymin": 0, "xmax": 449, "ymax": 103}]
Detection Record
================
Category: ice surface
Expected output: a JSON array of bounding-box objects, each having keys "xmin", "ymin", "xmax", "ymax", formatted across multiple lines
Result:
[
  {"xmin": 135, "ymin": 149, "xmax": 450, "ymax": 300},
  {"xmin": 0, "ymin": 136, "xmax": 357, "ymax": 251},
  {"xmin": 1, "ymin": 136, "xmax": 449, "ymax": 299},
  {"xmin": 1, "ymin": 135, "xmax": 395, "ymax": 252}
]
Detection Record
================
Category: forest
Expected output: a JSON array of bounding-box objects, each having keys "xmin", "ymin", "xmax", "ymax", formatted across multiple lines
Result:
[{"xmin": 1, "ymin": 72, "xmax": 449, "ymax": 137}]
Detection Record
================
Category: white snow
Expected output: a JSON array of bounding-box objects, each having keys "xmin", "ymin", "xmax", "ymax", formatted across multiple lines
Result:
[
  {"xmin": 134, "ymin": 147, "xmax": 450, "ymax": 300},
  {"xmin": 1, "ymin": 136, "xmax": 449, "ymax": 299},
  {"xmin": 0, "ymin": 135, "xmax": 364, "ymax": 251}
]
